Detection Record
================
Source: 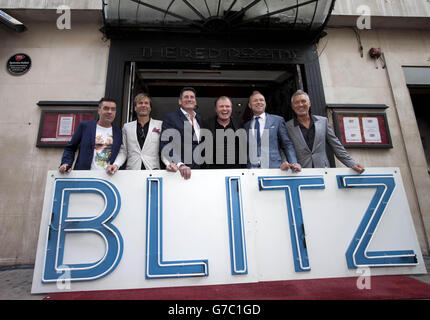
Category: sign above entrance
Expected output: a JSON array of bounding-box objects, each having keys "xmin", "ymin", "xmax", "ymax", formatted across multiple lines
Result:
[
  {"xmin": 103, "ymin": 0, "xmax": 335, "ymax": 34},
  {"xmin": 141, "ymin": 46, "xmax": 302, "ymax": 63}
]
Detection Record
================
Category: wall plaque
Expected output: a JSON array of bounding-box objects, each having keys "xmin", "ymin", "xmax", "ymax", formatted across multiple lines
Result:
[{"xmin": 7, "ymin": 53, "xmax": 31, "ymax": 76}]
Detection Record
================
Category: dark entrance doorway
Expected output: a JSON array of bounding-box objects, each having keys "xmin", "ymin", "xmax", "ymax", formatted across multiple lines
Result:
[
  {"xmin": 105, "ymin": 33, "xmax": 328, "ymax": 130},
  {"xmin": 409, "ymin": 87, "xmax": 430, "ymax": 174},
  {"xmin": 105, "ymin": 34, "xmax": 332, "ymax": 164},
  {"xmin": 124, "ymin": 62, "xmax": 301, "ymax": 124}
]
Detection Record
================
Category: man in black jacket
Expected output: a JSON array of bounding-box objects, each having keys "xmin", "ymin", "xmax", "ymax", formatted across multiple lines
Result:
[
  {"xmin": 203, "ymin": 96, "xmax": 247, "ymax": 169},
  {"xmin": 160, "ymin": 87, "xmax": 204, "ymax": 179}
]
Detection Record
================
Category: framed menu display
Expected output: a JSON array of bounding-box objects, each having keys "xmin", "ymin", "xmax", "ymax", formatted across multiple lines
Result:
[
  {"xmin": 332, "ymin": 111, "xmax": 393, "ymax": 148},
  {"xmin": 37, "ymin": 110, "xmax": 97, "ymax": 147}
]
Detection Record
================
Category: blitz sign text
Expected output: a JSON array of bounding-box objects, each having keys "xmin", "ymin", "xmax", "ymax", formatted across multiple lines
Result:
[{"xmin": 32, "ymin": 168, "xmax": 425, "ymax": 293}]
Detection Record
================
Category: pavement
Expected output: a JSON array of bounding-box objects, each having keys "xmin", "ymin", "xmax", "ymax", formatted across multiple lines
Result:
[
  {"xmin": 0, "ymin": 265, "xmax": 43, "ymax": 300},
  {"xmin": 1, "ymin": 257, "xmax": 429, "ymax": 300},
  {"xmin": 410, "ymin": 255, "xmax": 430, "ymax": 285}
]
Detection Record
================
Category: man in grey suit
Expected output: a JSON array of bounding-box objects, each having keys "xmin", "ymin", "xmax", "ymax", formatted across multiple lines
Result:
[
  {"xmin": 106, "ymin": 93, "xmax": 162, "ymax": 174},
  {"xmin": 244, "ymin": 91, "xmax": 301, "ymax": 171},
  {"xmin": 286, "ymin": 90, "xmax": 364, "ymax": 173}
]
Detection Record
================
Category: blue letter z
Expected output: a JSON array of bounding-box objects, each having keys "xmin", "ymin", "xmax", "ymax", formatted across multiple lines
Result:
[{"xmin": 338, "ymin": 174, "xmax": 417, "ymax": 268}]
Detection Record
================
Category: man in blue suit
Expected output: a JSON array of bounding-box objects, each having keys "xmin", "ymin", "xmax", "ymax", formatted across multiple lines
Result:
[
  {"xmin": 59, "ymin": 98, "xmax": 122, "ymax": 173},
  {"xmin": 160, "ymin": 87, "xmax": 204, "ymax": 180},
  {"xmin": 244, "ymin": 91, "xmax": 301, "ymax": 171}
]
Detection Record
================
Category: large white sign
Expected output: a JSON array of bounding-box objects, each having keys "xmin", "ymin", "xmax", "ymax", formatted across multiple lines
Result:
[{"xmin": 32, "ymin": 168, "xmax": 426, "ymax": 294}]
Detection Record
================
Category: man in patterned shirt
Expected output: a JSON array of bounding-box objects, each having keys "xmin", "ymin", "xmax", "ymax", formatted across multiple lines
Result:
[{"xmin": 59, "ymin": 98, "xmax": 122, "ymax": 173}]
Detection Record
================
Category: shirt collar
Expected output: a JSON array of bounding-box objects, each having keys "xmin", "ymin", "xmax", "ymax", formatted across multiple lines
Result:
[
  {"xmin": 253, "ymin": 112, "xmax": 266, "ymax": 120},
  {"xmin": 215, "ymin": 118, "xmax": 233, "ymax": 129},
  {"xmin": 180, "ymin": 107, "xmax": 196, "ymax": 118},
  {"xmin": 294, "ymin": 114, "xmax": 317, "ymax": 127},
  {"xmin": 137, "ymin": 120, "xmax": 149, "ymax": 129}
]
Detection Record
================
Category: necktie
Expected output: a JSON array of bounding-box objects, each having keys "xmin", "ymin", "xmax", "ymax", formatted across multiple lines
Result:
[
  {"xmin": 190, "ymin": 114, "xmax": 194, "ymax": 126},
  {"xmin": 254, "ymin": 116, "xmax": 261, "ymax": 157}
]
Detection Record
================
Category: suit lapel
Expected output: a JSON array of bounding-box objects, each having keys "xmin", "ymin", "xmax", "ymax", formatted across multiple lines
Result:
[
  {"xmin": 176, "ymin": 109, "xmax": 187, "ymax": 136},
  {"xmin": 294, "ymin": 121, "xmax": 311, "ymax": 153},
  {"xmin": 263, "ymin": 113, "xmax": 274, "ymax": 140},
  {"xmin": 112, "ymin": 125, "xmax": 122, "ymax": 156},
  {"xmin": 195, "ymin": 113, "xmax": 203, "ymax": 127},
  {"xmin": 129, "ymin": 120, "xmax": 141, "ymax": 151},
  {"xmin": 177, "ymin": 108, "xmax": 187, "ymax": 122},
  {"xmin": 89, "ymin": 120, "xmax": 97, "ymax": 150},
  {"xmin": 263, "ymin": 113, "xmax": 271, "ymax": 129},
  {"xmin": 312, "ymin": 116, "xmax": 323, "ymax": 152}
]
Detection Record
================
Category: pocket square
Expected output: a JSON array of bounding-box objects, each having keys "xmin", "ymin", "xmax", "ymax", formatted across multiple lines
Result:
[{"xmin": 152, "ymin": 128, "xmax": 161, "ymax": 134}]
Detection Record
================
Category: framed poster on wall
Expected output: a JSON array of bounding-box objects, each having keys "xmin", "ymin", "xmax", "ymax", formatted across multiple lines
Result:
[
  {"xmin": 332, "ymin": 111, "xmax": 393, "ymax": 148},
  {"xmin": 36, "ymin": 110, "xmax": 97, "ymax": 147}
]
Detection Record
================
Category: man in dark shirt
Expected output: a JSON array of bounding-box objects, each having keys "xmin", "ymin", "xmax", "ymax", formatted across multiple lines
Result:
[
  {"xmin": 136, "ymin": 120, "xmax": 149, "ymax": 167},
  {"xmin": 203, "ymin": 96, "xmax": 247, "ymax": 169},
  {"xmin": 294, "ymin": 114, "xmax": 315, "ymax": 152},
  {"xmin": 286, "ymin": 90, "xmax": 364, "ymax": 173}
]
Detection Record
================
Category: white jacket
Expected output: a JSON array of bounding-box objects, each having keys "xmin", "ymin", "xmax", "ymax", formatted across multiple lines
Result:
[{"xmin": 114, "ymin": 119, "xmax": 162, "ymax": 170}]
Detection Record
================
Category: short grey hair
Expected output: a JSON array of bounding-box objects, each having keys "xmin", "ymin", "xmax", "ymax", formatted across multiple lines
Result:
[
  {"xmin": 291, "ymin": 90, "xmax": 310, "ymax": 105},
  {"xmin": 215, "ymin": 96, "xmax": 233, "ymax": 107},
  {"xmin": 248, "ymin": 90, "xmax": 264, "ymax": 104}
]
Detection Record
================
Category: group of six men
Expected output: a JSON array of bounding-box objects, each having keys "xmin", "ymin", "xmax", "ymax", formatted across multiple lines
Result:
[{"xmin": 59, "ymin": 88, "xmax": 364, "ymax": 178}]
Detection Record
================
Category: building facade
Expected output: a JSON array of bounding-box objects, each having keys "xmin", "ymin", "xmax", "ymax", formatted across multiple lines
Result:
[{"xmin": 0, "ymin": 0, "xmax": 429, "ymax": 265}]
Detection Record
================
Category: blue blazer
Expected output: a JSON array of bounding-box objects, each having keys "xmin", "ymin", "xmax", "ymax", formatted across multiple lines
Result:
[
  {"xmin": 61, "ymin": 120, "xmax": 122, "ymax": 170},
  {"xmin": 244, "ymin": 113, "xmax": 298, "ymax": 168},
  {"xmin": 160, "ymin": 109, "xmax": 203, "ymax": 169}
]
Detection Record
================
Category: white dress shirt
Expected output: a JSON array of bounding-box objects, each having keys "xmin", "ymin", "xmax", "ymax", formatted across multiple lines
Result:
[
  {"xmin": 176, "ymin": 108, "xmax": 201, "ymax": 168},
  {"xmin": 251, "ymin": 112, "xmax": 266, "ymax": 138},
  {"xmin": 180, "ymin": 107, "xmax": 201, "ymax": 142}
]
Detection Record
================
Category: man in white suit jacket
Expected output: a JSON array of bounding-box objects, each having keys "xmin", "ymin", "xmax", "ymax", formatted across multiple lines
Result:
[{"xmin": 106, "ymin": 93, "xmax": 162, "ymax": 174}]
